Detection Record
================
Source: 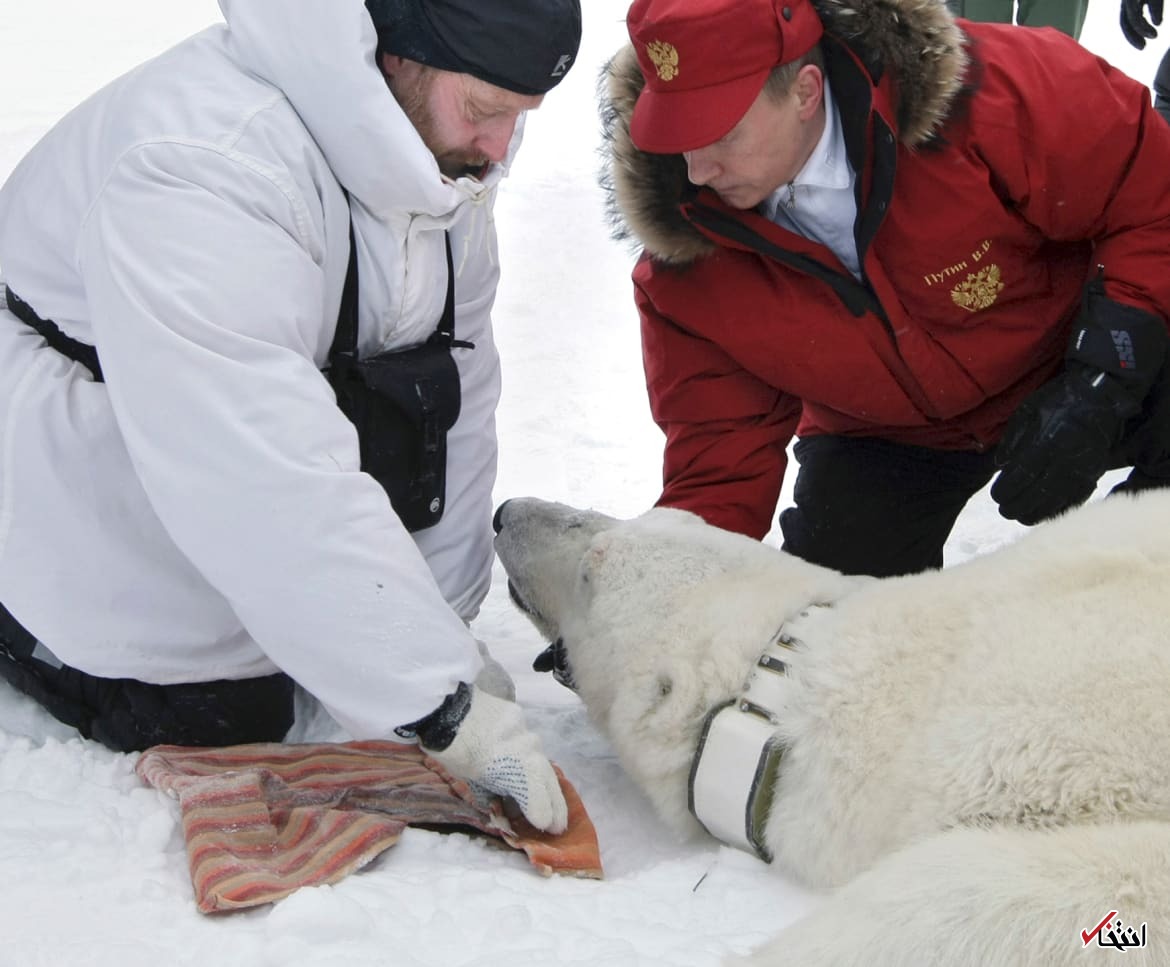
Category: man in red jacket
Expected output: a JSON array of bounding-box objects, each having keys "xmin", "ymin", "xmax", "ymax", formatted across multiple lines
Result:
[{"xmin": 602, "ymin": 0, "xmax": 1170, "ymax": 577}]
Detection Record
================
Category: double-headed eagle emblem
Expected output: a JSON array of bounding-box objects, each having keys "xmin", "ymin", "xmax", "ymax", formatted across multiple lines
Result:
[
  {"xmin": 951, "ymin": 264, "xmax": 1005, "ymax": 312},
  {"xmin": 646, "ymin": 40, "xmax": 679, "ymax": 81}
]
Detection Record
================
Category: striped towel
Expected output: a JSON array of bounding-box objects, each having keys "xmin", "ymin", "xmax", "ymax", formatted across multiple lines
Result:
[{"xmin": 136, "ymin": 740, "xmax": 603, "ymax": 913}]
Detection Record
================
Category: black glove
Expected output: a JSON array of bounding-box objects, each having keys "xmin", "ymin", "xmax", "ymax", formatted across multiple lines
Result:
[
  {"xmin": 992, "ymin": 280, "xmax": 1168, "ymax": 526},
  {"xmin": 991, "ymin": 366, "xmax": 1134, "ymax": 524},
  {"xmin": 1155, "ymin": 48, "xmax": 1170, "ymax": 120},
  {"xmin": 1121, "ymin": 0, "xmax": 1163, "ymax": 49}
]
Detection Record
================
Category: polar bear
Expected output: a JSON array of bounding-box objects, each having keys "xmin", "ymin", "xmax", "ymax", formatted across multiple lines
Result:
[{"xmin": 493, "ymin": 492, "xmax": 1170, "ymax": 967}]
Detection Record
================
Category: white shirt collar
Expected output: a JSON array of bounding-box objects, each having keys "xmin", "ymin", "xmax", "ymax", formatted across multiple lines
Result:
[
  {"xmin": 760, "ymin": 79, "xmax": 862, "ymax": 279},
  {"xmin": 762, "ymin": 79, "xmax": 850, "ymax": 220}
]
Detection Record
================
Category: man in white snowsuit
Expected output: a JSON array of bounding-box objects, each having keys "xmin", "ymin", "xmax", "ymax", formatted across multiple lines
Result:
[{"xmin": 0, "ymin": 0, "xmax": 580, "ymax": 834}]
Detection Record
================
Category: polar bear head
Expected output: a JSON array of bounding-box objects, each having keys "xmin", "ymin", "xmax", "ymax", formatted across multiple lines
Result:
[{"xmin": 493, "ymin": 497, "xmax": 847, "ymax": 834}]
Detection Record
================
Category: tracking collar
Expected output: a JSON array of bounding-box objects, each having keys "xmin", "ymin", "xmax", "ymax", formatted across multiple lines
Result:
[{"xmin": 687, "ymin": 623, "xmax": 803, "ymax": 862}]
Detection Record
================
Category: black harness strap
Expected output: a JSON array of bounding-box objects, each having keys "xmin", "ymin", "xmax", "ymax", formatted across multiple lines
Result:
[
  {"xmin": 5, "ymin": 287, "xmax": 105, "ymax": 382},
  {"xmin": 6, "ymin": 223, "xmax": 461, "ymax": 386},
  {"xmin": 326, "ymin": 222, "xmax": 463, "ymax": 377}
]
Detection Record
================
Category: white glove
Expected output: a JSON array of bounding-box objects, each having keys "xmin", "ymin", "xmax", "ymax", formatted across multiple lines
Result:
[
  {"xmin": 473, "ymin": 638, "xmax": 516, "ymax": 702},
  {"xmin": 418, "ymin": 684, "xmax": 568, "ymax": 834}
]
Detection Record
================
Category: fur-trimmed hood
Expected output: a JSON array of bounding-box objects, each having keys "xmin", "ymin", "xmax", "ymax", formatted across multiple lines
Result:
[{"xmin": 600, "ymin": 0, "xmax": 969, "ymax": 265}]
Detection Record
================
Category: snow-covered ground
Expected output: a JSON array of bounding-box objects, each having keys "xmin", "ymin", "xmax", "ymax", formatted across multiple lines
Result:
[{"xmin": 0, "ymin": 1, "xmax": 1159, "ymax": 964}]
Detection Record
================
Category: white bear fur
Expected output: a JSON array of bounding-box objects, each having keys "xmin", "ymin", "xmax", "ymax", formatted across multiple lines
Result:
[{"xmin": 494, "ymin": 492, "xmax": 1170, "ymax": 967}]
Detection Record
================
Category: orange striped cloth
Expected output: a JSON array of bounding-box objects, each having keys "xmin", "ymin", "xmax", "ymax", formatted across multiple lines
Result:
[{"xmin": 136, "ymin": 740, "xmax": 602, "ymax": 913}]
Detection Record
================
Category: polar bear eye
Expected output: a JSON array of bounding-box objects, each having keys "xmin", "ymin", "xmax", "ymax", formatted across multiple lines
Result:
[{"xmin": 657, "ymin": 676, "xmax": 672, "ymax": 698}]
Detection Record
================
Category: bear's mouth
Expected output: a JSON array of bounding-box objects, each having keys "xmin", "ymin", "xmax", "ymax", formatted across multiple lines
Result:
[
  {"xmin": 506, "ymin": 580, "xmax": 577, "ymax": 691},
  {"xmin": 532, "ymin": 638, "xmax": 577, "ymax": 692},
  {"xmin": 506, "ymin": 579, "xmax": 540, "ymax": 620}
]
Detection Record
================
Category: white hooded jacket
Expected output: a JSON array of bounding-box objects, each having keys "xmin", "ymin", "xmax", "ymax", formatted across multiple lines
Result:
[{"xmin": 0, "ymin": 0, "xmax": 517, "ymax": 736}]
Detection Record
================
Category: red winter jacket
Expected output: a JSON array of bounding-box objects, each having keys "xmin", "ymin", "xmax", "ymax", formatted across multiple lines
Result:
[{"xmin": 601, "ymin": 6, "xmax": 1170, "ymax": 539}]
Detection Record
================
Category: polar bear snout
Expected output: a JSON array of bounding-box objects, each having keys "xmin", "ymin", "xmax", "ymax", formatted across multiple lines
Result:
[
  {"xmin": 493, "ymin": 497, "xmax": 615, "ymax": 648},
  {"xmin": 491, "ymin": 499, "xmax": 510, "ymax": 534}
]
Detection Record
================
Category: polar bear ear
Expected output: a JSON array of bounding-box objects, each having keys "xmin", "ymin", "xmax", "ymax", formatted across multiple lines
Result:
[{"xmin": 579, "ymin": 533, "xmax": 612, "ymax": 584}]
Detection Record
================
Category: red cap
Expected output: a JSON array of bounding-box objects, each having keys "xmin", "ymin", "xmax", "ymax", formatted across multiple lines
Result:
[{"xmin": 626, "ymin": 0, "xmax": 824, "ymax": 154}]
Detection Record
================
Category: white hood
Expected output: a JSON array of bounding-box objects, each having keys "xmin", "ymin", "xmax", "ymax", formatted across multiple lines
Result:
[{"xmin": 219, "ymin": 0, "xmax": 504, "ymax": 217}]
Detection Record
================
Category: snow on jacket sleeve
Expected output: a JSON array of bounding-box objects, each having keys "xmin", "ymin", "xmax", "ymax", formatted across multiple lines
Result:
[
  {"xmin": 969, "ymin": 28, "xmax": 1170, "ymax": 322},
  {"xmin": 635, "ymin": 265, "xmax": 800, "ymax": 540},
  {"xmin": 76, "ymin": 141, "xmax": 481, "ymax": 738}
]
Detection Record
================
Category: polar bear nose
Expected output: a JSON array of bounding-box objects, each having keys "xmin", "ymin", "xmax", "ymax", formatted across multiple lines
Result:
[{"xmin": 493, "ymin": 500, "xmax": 512, "ymax": 534}]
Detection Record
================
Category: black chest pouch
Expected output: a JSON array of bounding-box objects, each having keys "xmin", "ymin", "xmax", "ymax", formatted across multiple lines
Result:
[{"xmin": 326, "ymin": 222, "xmax": 469, "ymax": 533}]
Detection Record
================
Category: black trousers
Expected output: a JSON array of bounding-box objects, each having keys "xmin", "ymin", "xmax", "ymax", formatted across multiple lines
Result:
[
  {"xmin": 779, "ymin": 436, "xmax": 999, "ymax": 578},
  {"xmin": 779, "ymin": 428, "xmax": 1170, "ymax": 579},
  {"xmin": 0, "ymin": 603, "xmax": 294, "ymax": 752},
  {"xmin": 1156, "ymin": 48, "xmax": 1170, "ymax": 126}
]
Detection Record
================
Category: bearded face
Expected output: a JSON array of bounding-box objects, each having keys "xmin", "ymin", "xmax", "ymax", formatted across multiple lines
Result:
[{"xmin": 382, "ymin": 57, "xmax": 543, "ymax": 180}]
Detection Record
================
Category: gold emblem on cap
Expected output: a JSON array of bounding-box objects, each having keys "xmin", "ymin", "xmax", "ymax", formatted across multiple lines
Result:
[
  {"xmin": 951, "ymin": 264, "xmax": 1005, "ymax": 312},
  {"xmin": 646, "ymin": 41, "xmax": 679, "ymax": 82}
]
